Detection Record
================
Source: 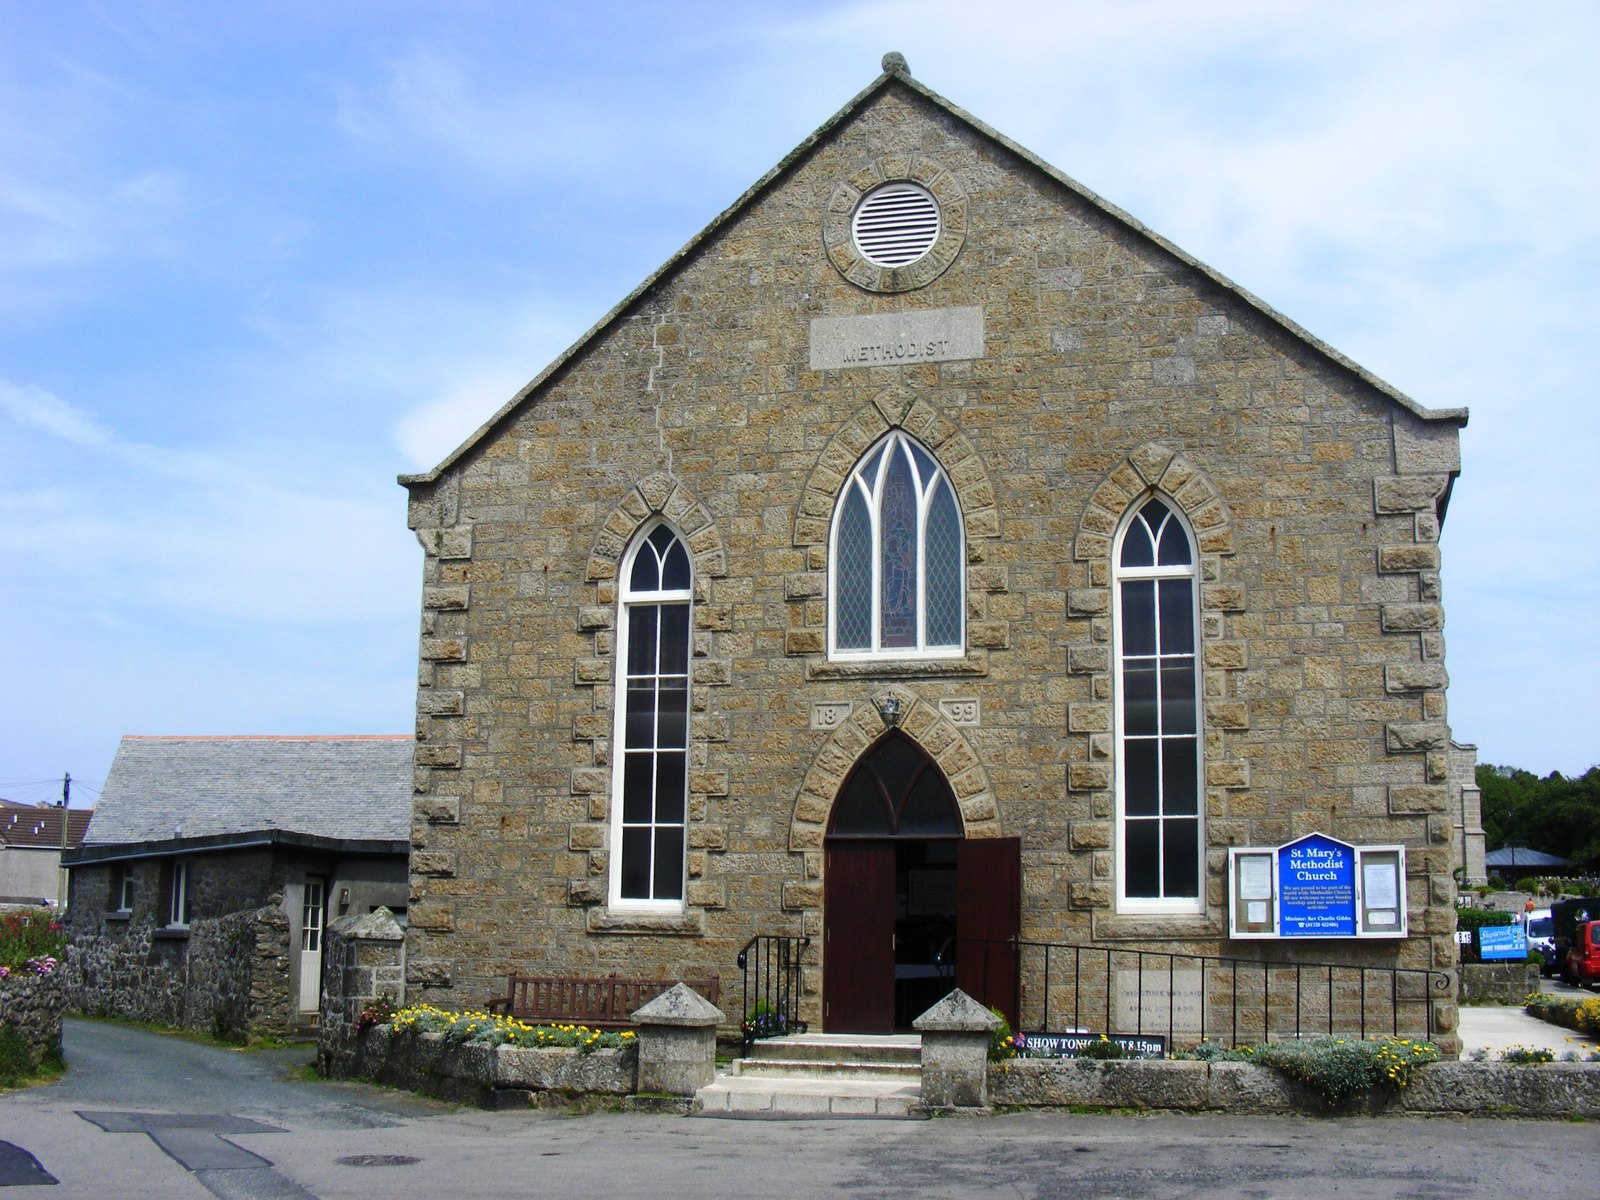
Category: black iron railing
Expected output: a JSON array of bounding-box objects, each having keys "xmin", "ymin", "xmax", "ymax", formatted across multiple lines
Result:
[
  {"xmin": 938, "ymin": 937, "xmax": 1452, "ymax": 1048},
  {"xmin": 736, "ymin": 934, "xmax": 809, "ymax": 1053}
]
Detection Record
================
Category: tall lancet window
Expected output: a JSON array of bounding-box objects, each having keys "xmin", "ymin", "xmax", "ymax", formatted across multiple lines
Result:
[
  {"xmin": 830, "ymin": 431, "xmax": 963, "ymax": 659},
  {"xmin": 610, "ymin": 523, "xmax": 692, "ymax": 907},
  {"xmin": 1114, "ymin": 497, "xmax": 1203, "ymax": 911}
]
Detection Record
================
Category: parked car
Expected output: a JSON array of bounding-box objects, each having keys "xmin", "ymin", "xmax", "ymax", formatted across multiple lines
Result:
[
  {"xmin": 1550, "ymin": 898, "xmax": 1595, "ymax": 975},
  {"xmin": 1526, "ymin": 907, "xmax": 1556, "ymax": 976},
  {"xmin": 1563, "ymin": 920, "xmax": 1600, "ymax": 990}
]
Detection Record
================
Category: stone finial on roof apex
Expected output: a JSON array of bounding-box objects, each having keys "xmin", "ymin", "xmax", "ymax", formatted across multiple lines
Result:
[{"xmin": 882, "ymin": 51, "xmax": 909, "ymax": 76}]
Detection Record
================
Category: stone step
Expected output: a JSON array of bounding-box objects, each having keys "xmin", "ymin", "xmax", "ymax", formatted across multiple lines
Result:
[
  {"xmin": 744, "ymin": 1032, "xmax": 922, "ymax": 1066},
  {"xmin": 732, "ymin": 1057, "xmax": 920, "ymax": 1081},
  {"xmin": 693, "ymin": 1074, "xmax": 922, "ymax": 1120}
]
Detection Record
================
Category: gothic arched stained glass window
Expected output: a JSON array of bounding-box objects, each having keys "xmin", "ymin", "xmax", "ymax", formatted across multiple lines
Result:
[{"xmin": 830, "ymin": 432, "xmax": 963, "ymax": 659}]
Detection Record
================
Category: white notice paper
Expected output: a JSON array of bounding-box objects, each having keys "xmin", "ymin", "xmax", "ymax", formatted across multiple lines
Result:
[
  {"xmin": 1363, "ymin": 861, "xmax": 1398, "ymax": 909},
  {"xmin": 1239, "ymin": 855, "xmax": 1272, "ymax": 901},
  {"xmin": 1246, "ymin": 901, "xmax": 1268, "ymax": 925}
]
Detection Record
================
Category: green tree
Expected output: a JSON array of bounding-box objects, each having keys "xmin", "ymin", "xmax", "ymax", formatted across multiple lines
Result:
[{"xmin": 1477, "ymin": 763, "xmax": 1600, "ymax": 871}]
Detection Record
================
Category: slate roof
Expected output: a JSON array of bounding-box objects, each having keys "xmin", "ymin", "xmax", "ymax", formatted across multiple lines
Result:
[
  {"xmin": 1484, "ymin": 846, "xmax": 1570, "ymax": 869},
  {"xmin": 82, "ymin": 735, "xmax": 413, "ymax": 849},
  {"xmin": 0, "ymin": 801, "xmax": 93, "ymax": 850}
]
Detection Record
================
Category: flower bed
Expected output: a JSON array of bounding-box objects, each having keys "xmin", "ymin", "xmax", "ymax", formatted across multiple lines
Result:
[{"xmin": 350, "ymin": 1006, "xmax": 638, "ymax": 1107}]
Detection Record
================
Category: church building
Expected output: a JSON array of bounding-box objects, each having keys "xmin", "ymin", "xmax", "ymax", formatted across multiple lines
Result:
[{"xmin": 399, "ymin": 55, "xmax": 1466, "ymax": 1048}]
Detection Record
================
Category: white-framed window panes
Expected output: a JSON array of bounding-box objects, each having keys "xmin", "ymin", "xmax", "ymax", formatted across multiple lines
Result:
[
  {"xmin": 1113, "ymin": 497, "xmax": 1203, "ymax": 912},
  {"xmin": 829, "ymin": 431, "xmax": 963, "ymax": 659},
  {"xmin": 166, "ymin": 860, "xmax": 191, "ymax": 927},
  {"xmin": 609, "ymin": 523, "xmax": 692, "ymax": 908}
]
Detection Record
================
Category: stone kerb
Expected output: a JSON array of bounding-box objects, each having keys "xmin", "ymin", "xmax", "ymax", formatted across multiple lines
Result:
[
  {"xmin": 913, "ymin": 987, "xmax": 1000, "ymax": 1109},
  {"xmin": 0, "ymin": 967, "xmax": 65, "ymax": 1070},
  {"xmin": 317, "ymin": 907, "xmax": 404, "ymax": 1080},
  {"xmin": 633, "ymin": 981, "xmax": 724, "ymax": 1096}
]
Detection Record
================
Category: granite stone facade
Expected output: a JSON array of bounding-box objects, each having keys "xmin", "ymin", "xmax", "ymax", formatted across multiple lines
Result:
[{"xmin": 400, "ymin": 60, "xmax": 1466, "ymax": 1048}]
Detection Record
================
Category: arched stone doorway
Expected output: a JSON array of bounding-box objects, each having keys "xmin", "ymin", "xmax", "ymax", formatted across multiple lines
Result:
[{"xmin": 823, "ymin": 731, "xmax": 1019, "ymax": 1033}]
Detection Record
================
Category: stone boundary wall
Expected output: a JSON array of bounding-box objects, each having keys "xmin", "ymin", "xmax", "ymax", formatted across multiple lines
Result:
[
  {"xmin": 0, "ymin": 971, "xmax": 65, "ymax": 1068},
  {"xmin": 1459, "ymin": 962, "xmax": 1539, "ymax": 1005},
  {"xmin": 345, "ymin": 1025, "xmax": 636, "ymax": 1108},
  {"xmin": 988, "ymin": 1058, "xmax": 1600, "ymax": 1118},
  {"xmin": 68, "ymin": 905, "xmax": 291, "ymax": 1041}
]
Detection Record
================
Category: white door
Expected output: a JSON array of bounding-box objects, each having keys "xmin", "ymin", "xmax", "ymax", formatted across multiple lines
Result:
[{"xmin": 298, "ymin": 877, "xmax": 327, "ymax": 1013}]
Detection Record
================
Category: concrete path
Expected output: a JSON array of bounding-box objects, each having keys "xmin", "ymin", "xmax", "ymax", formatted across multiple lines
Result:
[{"xmin": 1457, "ymin": 977, "xmax": 1600, "ymax": 1057}]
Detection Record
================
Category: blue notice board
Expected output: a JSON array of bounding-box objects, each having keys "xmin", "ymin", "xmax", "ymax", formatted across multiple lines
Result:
[
  {"xmin": 1478, "ymin": 924, "xmax": 1528, "ymax": 961},
  {"xmin": 1277, "ymin": 833, "xmax": 1356, "ymax": 937}
]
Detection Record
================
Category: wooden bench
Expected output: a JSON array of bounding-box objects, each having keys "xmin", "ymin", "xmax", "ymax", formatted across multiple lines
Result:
[{"xmin": 484, "ymin": 974, "xmax": 721, "ymax": 1030}]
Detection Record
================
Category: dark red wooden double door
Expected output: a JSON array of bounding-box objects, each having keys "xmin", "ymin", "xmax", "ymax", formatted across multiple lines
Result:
[{"xmin": 823, "ymin": 837, "xmax": 1020, "ymax": 1033}]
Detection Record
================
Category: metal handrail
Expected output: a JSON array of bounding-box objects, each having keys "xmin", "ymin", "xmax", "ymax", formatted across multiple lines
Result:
[
  {"xmin": 736, "ymin": 933, "xmax": 810, "ymax": 1054},
  {"xmin": 938, "ymin": 936, "xmax": 1451, "ymax": 1049}
]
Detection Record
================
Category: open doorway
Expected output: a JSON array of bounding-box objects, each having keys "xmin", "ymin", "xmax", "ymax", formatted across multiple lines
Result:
[{"xmin": 822, "ymin": 731, "xmax": 1021, "ymax": 1033}]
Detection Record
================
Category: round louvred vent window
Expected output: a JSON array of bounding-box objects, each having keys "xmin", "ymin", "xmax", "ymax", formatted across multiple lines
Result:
[{"xmin": 851, "ymin": 182, "xmax": 941, "ymax": 268}]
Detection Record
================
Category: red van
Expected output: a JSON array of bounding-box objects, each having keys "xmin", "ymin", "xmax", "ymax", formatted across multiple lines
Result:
[{"xmin": 1564, "ymin": 920, "xmax": 1600, "ymax": 989}]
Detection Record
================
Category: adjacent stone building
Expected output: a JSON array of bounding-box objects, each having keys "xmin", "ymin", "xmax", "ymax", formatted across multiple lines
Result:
[
  {"xmin": 400, "ymin": 56, "xmax": 1467, "ymax": 1047},
  {"xmin": 64, "ymin": 736, "xmax": 411, "ymax": 1039}
]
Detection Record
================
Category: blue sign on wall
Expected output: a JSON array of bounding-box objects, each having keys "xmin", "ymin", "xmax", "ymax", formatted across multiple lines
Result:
[
  {"xmin": 1277, "ymin": 833, "xmax": 1356, "ymax": 937},
  {"xmin": 1478, "ymin": 924, "xmax": 1529, "ymax": 961}
]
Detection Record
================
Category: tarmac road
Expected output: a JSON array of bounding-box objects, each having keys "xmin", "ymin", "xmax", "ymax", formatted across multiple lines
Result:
[{"xmin": 0, "ymin": 1018, "xmax": 1588, "ymax": 1199}]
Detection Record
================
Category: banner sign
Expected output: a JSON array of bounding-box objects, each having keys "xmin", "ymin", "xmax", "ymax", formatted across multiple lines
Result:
[
  {"xmin": 1014, "ymin": 1032, "xmax": 1167, "ymax": 1059},
  {"xmin": 1478, "ymin": 924, "xmax": 1529, "ymax": 961},
  {"xmin": 1276, "ymin": 833, "xmax": 1357, "ymax": 937}
]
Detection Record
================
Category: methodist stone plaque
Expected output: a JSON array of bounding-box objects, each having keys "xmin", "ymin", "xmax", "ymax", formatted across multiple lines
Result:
[{"xmin": 809, "ymin": 306, "xmax": 984, "ymax": 370}]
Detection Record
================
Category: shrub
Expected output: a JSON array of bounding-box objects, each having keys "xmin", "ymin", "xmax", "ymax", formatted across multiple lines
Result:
[
  {"xmin": 987, "ymin": 1008, "xmax": 1016, "ymax": 1062},
  {"xmin": 1075, "ymin": 1034, "xmax": 1132, "ymax": 1061},
  {"xmin": 0, "ymin": 1024, "xmax": 33, "ymax": 1087},
  {"xmin": 741, "ymin": 999, "xmax": 796, "ymax": 1042},
  {"xmin": 1499, "ymin": 1043, "xmax": 1555, "ymax": 1065},
  {"xmin": 1179, "ymin": 1036, "xmax": 1439, "ymax": 1107},
  {"xmin": 0, "ymin": 912, "xmax": 67, "ymax": 973}
]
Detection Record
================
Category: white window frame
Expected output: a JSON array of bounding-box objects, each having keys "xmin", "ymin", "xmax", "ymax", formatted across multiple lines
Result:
[
  {"xmin": 166, "ymin": 860, "xmax": 191, "ymax": 928},
  {"xmin": 112, "ymin": 865, "xmax": 134, "ymax": 913},
  {"xmin": 827, "ymin": 430, "xmax": 965, "ymax": 661},
  {"xmin": 1112, "ymin": 497, "xmax": 1205, "ymax": 915},
  {"xmin": 607, "ymin": 522, "xmax": 693, "ymax": 912}
]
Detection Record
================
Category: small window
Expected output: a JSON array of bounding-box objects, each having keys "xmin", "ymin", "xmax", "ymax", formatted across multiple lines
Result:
[
  {"xmin": 830, "ymin": 432, "xmax": 964, "ymax": 659},
  {"xmin": 166, "ymin": 861, "xmax": 191, "ymax": 928},
  {"xmin": 109, "ymin": 865, "xmax": 134, "ymax": 913}
]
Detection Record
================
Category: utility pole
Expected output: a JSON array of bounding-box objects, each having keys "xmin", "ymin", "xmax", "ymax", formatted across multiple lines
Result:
[{"xmin": 57, "ymin": 772, "xmax": 71, "ymax": 909}]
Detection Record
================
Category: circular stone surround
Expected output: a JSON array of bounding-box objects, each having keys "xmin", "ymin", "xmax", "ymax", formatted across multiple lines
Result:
[{"xmin": 823, "ymin": 156, "xmax": 967, "ymax": 293}]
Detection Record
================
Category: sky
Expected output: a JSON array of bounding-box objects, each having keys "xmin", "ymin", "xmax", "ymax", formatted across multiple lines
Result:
[{"xmin": 2, "ymin": 1, "xmax": 1596, "ymax": 810}]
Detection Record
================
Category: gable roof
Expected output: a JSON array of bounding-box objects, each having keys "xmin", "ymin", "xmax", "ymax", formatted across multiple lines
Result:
[
  {"xmin": 78, "ymin": 735, "xmax": 413, "ymax": 854},
  {"xmin": 401, "ymin": 53, "xmax": 1467, "ymax": 490},
  {"xmin": 0, "ymin": 801, "xmax": 92, "ymax": 850}
]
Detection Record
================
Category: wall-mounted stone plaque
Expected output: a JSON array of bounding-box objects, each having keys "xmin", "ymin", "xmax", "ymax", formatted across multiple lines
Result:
[{"xmin": 809, "ymin": 306, "xmax": 984, "ymax": 371}]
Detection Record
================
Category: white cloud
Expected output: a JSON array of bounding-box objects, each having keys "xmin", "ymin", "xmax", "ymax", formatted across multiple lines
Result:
[{"xmin": 0, "ymin": 379, "xmax": 113, "ymax": 445}]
